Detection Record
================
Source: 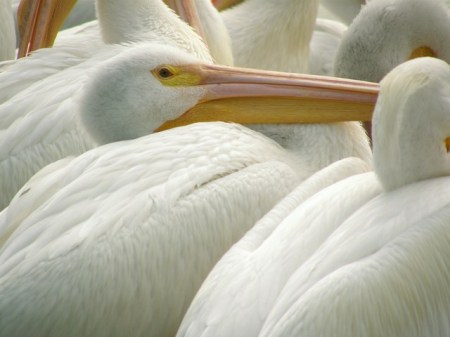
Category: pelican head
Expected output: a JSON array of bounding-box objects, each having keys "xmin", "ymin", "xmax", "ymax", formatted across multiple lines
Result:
[
  {"xmin": 372, "ymin": 57, "xmax": 450, "ymax": 191},
  {"xmin": 335, "ymin": 0, "xmax": 450, "ymax": 82},
  {"xmin": 78, "ymin": 43, "xmax": 378, "ymax": 145}
]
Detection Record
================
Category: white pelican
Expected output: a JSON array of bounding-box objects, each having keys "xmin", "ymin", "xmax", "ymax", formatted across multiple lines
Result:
[
  {"xmin": 0, "ymin": 40, "xmax": 378, "ymax": 210},
  {"xmin": 334, "ymin": 0, "xmax": 450, "ymax": 138},
  {"xmin": 335, "ymin": 0, "xmax": 450, "ymax": 83},
  {"xmin": 0, "ymin": 0, "xmax": 15, "ymax": 61},
  {"xmin": 176, "ymin": 157, "xmax": 381, "ymax": 337},
  {"xmin": 0, "ymin": 122, "xmax": 306, "ymax": 337},
  {"xmin": 259, "ymin": 57, "xmax": 450, "ymax": 337}
]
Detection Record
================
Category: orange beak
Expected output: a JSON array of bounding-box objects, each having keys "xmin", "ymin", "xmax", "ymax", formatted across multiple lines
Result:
[
  {"xmin": 155, "ymin": 64, "xmax": 379, "ymax": 131},
  {"xmin": 17, "ymin": 0, "xmax": 77, "ymax": 58}
]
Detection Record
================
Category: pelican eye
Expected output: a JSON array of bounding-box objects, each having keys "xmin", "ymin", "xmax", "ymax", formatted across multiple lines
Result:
[
  {"xmin": 152, "ymin": 65, "xmax": 201, "ymax": 86},
  {"xmin": 158, "ymin": 67, "xmax": 174, "ymax": 78}
]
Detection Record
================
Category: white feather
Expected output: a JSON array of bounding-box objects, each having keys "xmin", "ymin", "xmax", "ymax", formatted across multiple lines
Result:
[
  {"xmin": 0, "ymin": 122, "xmax": 305, "ymax": 337},
  {"xmin": 259, "ymin": 57, "xmax": 450, "ymax": 337}
]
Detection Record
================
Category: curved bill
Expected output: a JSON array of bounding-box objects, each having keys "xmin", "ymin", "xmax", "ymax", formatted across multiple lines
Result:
[
  {"xmin": 165, "ymin": 0, "xmax": 207, "ymax": 42},
  {"xmin": 156, "ymin": 64, "xmax": 379, "ymax": 131},
  {"xmin": 17, "ymin": 0, "xmax": 77, "ymax": 58}
]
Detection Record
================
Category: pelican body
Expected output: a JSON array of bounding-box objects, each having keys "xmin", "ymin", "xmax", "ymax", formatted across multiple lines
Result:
[
  {"xmin": 259, "ymin": 57, "xmax": 450, "ymax": 337},
  {"xmin": 0, "ymin": 122, "xmax": 304, "ymax": 337}
]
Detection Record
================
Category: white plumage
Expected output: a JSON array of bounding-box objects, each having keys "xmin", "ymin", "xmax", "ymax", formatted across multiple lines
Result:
[
  {"xmin": 176, "ymin": 157, "xmax": 380, "ymax": 337},
  {"xmin": 199, "ymin": 0, "xmax": 372, "ymax": 176},
  {"xmin": 335, "ymin": 0, "xmax": 450, "ymax": 82},
  {"xmin": 0, "ymin": 28, "xmax": 378, "ymax": 211},
  {"xmin": 320, "ymin": 0, "xmax": 364, "ymax": 25},
  {"xmin": 0, "ymin": 44, "xmax": 207, "ymax": 210},
  {"xmin": 177, "ymin": 56, "xmax": 450, "ymax": 337},
  {"xmin": 0, "ymin": 0, "xmax": 215, "ymax": 209},
  {"xmin": 309, "ymin": 18, "xmax": 347, "ymax": 76},
  {"xmin": 214, "ymin": 0, "xmax": 347, "ymax": 76},
  {"xmin": 0, "ymin": 122, "xmax": 307, "ymax": 337},
  {"xmin": 196, "ymin": 0, "xmax": 233, "ymax": 65},
  {"xmin": 259, "ymin": 57, "xmax": 450, "ymax": 337},
  {"xmin": 168, "ymin": 0, "xmax": 234, "ymax": 65},
  {"xmin": 221, "ymin": 0, "xmax": 319, "ymax": 73}
]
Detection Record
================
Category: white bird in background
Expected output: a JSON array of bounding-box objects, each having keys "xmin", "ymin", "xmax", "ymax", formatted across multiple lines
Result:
[
  {"xmin": 259, "ymin": 57, "xmax": 450, "ymax": 337},
  {"xmin": 334, "ymin": 0, "xmax": 450, "ymax": 138},
  {"xmin": 221, "ymin": 0, "xmax": 319, "ymax": 73},
  {"xmin": 0, "ymin": 122, "xmax": 305, "ymax": 337},
  {"xmin": 0, "ymin": 0, "xmax": 16, "ymax": 61},
  {"xmin": 212, "ymin": 0, "xmax": 346, "ymax": 76},
  {"xmin": 176, "ymin": 156, "xmax": 381, "ymax": 337},
  {"xmin": 335, "ymin": 0, "xmax": 450, "ymax": 83},
  {"xmin": 309, "ymin": 18, "xmax": 347, "ymax": 76}
]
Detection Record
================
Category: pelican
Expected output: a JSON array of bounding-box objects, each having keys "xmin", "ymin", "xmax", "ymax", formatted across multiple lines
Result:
[
  {"xmin": 335, "ymin": 0, "xmax": 450, "ymax": 83},
  {"xmin": 0, "ymin": 38, "xmax": 378, "ymax": 211},
  {"xmin": 176, "ymin": 157, "xmax": 380, "ymax": 337},
  {"xmin": 333, "ymin": 0, "xmax": 450, "ymax": 137},
  {"xmin": 0, "ymin": 122, "xmax": 308, "ymax": 337},
  {"xmin": 0, "ymin": 0, "xmax": 15, "ymax": 61},
  {"xmin": 178, "ymin": 56, "xmax": 450, "ymax": 337},
  {"xmin": 0, "ymin": 0, "xmax": 211, "ymax": 207},
  {"xmin": 258, "ymin": 57, "xmax": 450, "ymax": 337}
]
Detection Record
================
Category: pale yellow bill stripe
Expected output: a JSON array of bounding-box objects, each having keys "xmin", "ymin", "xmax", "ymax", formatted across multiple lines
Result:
[
  {"xmin": 156, "ymin": 64, "xmax": 379, "ymax": 131},
  {"xmin": 17, "ymin": 0, "xmax": 77, "ymax": 58}
]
